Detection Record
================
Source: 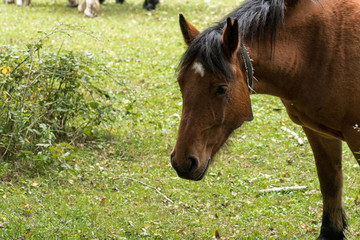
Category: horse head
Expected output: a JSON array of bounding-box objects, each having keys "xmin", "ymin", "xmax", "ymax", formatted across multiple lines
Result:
[{"xmin": 170, "ymin": 15, "xmax": 253, "ymax": 181}]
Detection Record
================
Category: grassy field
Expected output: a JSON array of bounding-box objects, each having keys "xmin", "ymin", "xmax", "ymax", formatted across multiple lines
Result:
[{"xmin": 0, "ymin": 0, "xmax": 359, "ymax": 239}]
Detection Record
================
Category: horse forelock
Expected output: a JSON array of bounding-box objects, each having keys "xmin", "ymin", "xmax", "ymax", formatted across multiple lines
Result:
[{"xmin": 178, "ymin": 27, "xmax": 235, "ymax": 81}]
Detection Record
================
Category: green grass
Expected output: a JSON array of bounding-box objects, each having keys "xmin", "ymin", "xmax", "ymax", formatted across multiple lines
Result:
[{"xmin": 0, "ymin": 0, "xmax": 360, "ymax": 239}]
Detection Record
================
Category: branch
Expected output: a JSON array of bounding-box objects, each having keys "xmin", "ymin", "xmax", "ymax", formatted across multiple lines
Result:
[
  {"xmin": 114, "ymin": 177, "xmax": 174, "ymax": 203},
  {"xmin": 256, "ymin": 186, "xmax": 307, "ymax": 193},
  {"xmin": 281, "ymin": 126, "xmax": 304, "ymax": 145}
]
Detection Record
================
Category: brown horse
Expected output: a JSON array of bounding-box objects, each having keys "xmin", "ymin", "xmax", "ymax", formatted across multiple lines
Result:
[{"xmin": 170, "ymin": 0, "xmax": 360, "ymax": 239}]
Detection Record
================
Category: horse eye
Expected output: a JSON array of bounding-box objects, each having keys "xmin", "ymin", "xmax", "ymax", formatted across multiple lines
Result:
[{"xmin": 215, "ymin": 86, "xmax": 227, "ymax": 96}]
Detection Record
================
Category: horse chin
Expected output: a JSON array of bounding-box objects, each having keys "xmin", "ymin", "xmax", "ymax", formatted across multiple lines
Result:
[{"xmin": 194, "ymin": 158, "xmax": 211, "ymax": 181}]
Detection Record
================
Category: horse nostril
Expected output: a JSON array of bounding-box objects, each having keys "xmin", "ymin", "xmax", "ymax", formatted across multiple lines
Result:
[
  {"xmin": 187, "ymin": 155, "xmax": 198, "ymax": 172},
  {"xmin": 170, "ymin": 151, "xmax": 199, "ymax": 176}
]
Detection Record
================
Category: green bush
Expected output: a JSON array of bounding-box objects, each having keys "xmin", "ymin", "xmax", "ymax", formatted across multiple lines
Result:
[{"xmin": 0, "ymin": 38, "xmax": 118, "ymax": 164}]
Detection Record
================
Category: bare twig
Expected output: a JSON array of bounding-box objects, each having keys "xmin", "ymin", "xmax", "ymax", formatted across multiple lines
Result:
[
  {"xmin": 281, "ymin": 126, "xmax": 304, "ymax": 145},
  {"xmin": 256, "ymin": 186, "xmax": 307, "ymax": 193},
  {"xmin": 114, "ymin": 177, "xmax": 174, "ymax": 203}
]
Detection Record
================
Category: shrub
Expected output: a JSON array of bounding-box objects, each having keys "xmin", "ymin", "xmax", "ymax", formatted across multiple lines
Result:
[{"xmin": 0, "ymin": 34, "xmax": 118, "ymax": 164}]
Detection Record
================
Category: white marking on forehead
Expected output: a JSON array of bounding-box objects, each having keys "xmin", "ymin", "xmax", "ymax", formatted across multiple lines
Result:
[{"xmin": 192, "ymin": 62, "xmax": 205, "ymax": 78}]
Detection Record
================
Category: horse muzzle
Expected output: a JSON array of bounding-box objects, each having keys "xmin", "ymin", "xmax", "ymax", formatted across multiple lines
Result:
[{"xmin": 170, "ymin": 151, "xmax": 210, "ymax": 181}]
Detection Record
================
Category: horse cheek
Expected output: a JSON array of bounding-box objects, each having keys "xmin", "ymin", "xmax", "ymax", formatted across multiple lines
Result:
[{"xmin": 226, "ymin": 90, "xmax": 250, "ymax": 130}]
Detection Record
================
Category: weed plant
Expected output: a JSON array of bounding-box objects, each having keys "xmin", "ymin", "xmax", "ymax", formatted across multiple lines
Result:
[{"xmin": 0, "ymin": 29, "xmax": 119, "ymax": 166}]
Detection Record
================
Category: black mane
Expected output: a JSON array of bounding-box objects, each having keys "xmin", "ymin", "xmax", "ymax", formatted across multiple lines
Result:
[{"xmin": 179, "ymin": 0, "xmax": 286, "ymax": 79}]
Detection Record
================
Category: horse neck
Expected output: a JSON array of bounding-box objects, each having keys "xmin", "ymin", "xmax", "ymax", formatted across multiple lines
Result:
[{"xmin": 248, "ymin": 38, "xmax": 304, "ymax": 100}]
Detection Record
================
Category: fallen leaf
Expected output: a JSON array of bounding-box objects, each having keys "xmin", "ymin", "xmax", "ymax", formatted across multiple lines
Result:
[
  {"xmin": 177, "ymin": 227, "xmax": 186, "ymax": 235},
  {"xmin": 30, "ymin": 182, "xmax": 38, "ymax": 187},
  {"xmin": 100, "ymin": 197, "xmax": 106, "ymax": 205}
]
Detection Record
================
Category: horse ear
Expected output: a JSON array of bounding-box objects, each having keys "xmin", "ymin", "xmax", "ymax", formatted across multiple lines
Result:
[
  {"xmin": 179, "ymin": 14, "xmax": 200, "ymax": 46},
  {"xmin": 222, "ymin": 18, "xmax": 240, "ymax": 59}
]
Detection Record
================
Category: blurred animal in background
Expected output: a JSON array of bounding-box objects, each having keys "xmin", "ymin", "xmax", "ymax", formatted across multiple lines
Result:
[
  {"xmin": 114, "ymin": 0, "xmax": 159, "ymax": 11},
  {"xmin": 78, "ymin": 0, "xmax": 100, "ymax": 17},
  {"xmin": 4, "ymin": 0, "xmax": 78, "ymax": 6},
  {"xmin": 4, "ymin": 0, "xmax": 158, "ymax": 17}
]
